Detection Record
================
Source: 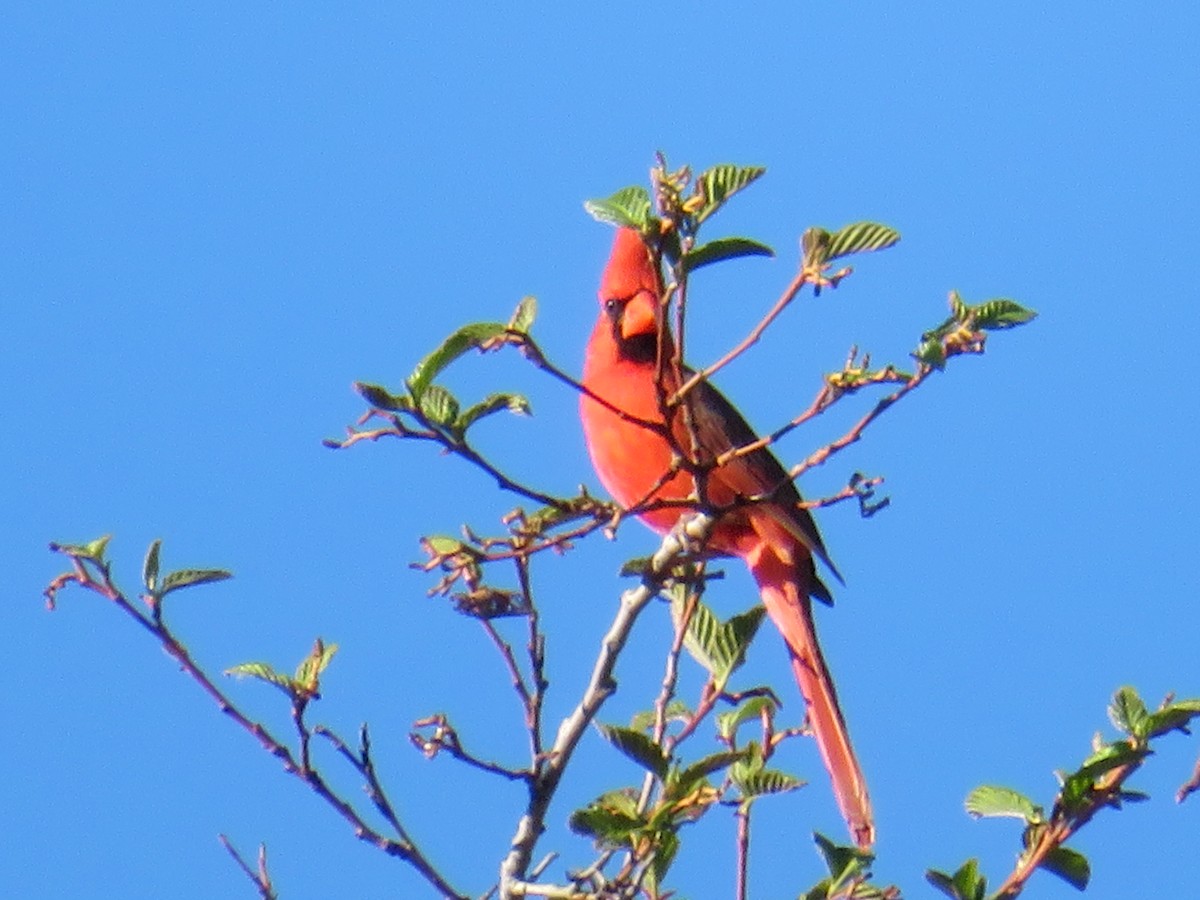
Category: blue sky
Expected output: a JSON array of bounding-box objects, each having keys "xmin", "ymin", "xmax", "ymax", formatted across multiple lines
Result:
[{"xmin": 5, "ymin": 2, "xmax": 1199, "ymax": 898}]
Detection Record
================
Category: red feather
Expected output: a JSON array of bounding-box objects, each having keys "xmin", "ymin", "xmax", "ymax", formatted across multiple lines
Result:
[{"xmin": 580, "ymin": 227, "xmax": 874, "ymax": 848}]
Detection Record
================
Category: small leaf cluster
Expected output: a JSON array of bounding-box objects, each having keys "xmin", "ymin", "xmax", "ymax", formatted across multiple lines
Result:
[
  {"xmin": 585, "ymin": 159, "xmax": 776, "ymax": 275},
  {"xmin": 801, "ymin": 833, "xmax": 897, "ymax": 900},
  {"xmin": 142, "ymin": 538, "xmax": 232, "ymax": 611},
  {"xmin": 928, "ymin": 686, "xmax": 1200, "ymax": 898},
  {"xmin": 915, "ymin": 291, "xmax": 1036, "ymax": 369},
  {"xmin": 226, "ymin": 639, "xmax": 339, "ymax": 705},
  {"xmin": 347, "ymin": 297, "xmax": 536, "ymax": 444},
  {"xmin": 569, "ymin": 581, "xmax": 811, "ymax": 895}
]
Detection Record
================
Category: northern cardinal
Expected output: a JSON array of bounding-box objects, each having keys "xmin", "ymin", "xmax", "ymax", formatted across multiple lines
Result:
[{"xmin": 580, "ymin": 227, "xmax": 874, "ymax": 848}]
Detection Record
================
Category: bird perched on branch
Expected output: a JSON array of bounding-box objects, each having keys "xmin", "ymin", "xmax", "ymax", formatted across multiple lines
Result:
[{"xmin": 580, "ymin": 227, "xmax": 874, "ymax": 849}]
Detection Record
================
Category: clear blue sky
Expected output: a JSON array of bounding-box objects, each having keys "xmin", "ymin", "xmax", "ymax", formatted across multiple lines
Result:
[{"xmin": 5, "ymin": 3, "xmax": 1198, "ymax": 898}]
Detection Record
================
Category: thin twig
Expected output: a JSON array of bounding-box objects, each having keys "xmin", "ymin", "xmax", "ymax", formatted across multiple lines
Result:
[
  {"xmin": 734, "ymin": 804, "xmax": 750, "ymax": 900},
  {"xmin": 45, "ymin": 551, "xmax": 470, "ymax": 900},
  {"xmin": 411, "ymin": 714, "xmax": 532, "ymax": 783},
  {"xmin": 497, "ymin": 516, "xmax": 712, "ymax": 899},
  {"xmin": 671, "ymin": 268, "xmax": 809, "ymax": 406},
  {"xmin": 218, "ymin": 835, "xmax": 277, "ymax": 900}
]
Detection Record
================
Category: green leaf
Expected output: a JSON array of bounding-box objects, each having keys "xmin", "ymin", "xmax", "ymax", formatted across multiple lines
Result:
[
  {"xmin": 407, "ymin": 322, "xmax": 507, "ymax": 401},
  {"xmin": 457, "ymin": 392, "xmax": 531, "ymax": 433},
  {"xmin": 927, "ymin": 862, "xmax": 988, "ymax": 900},
  {"xmin": 142, "ymin": 539, "xmax": 162, "ymax": 592},
  {"xmin": 159, "ymin": 568, "xmax": 233, "ymax": 598},
  {"xmin": 354, "ymin": 381, "xmax": 411, "ymax": 412},
  {"xmin": 294, "ymin": 639, "xmax": 338, "ymax": 694},
  {"xmin": 673, "ymin": 598, "xmax": 765, "ymax": 688},
  {"xmin": 569, "ymin": 789, "xmax": 642, "ymax": 844},
  {"xmin": 418, "ymin": 383, "xmax": 460, "ymax": 428},
  {"xmin": 825, "ymin": 221, "xmax": 901, "ymax": 262},
  {"xmin": 949, "ymin": 289, "xmax": 969, "ymax": 322},
  {"xmin": 1077, "ymin": 739, "xmax": 1147, "ymax": 781},
  {"xmin": 693, "ymin": 164, "xmax": 766, "ymax": 224},
  {"xmin": 733, "ymin": 765, "xmax": 803, "ymax": 800},
  {"xmin": 683, "ymin": 237, "xmax": 775, "ymax": 273},
  {"xmin": 53, "ymin": 534, "xmax": 114, "ymax": 563},
  {"xmin": 672, "ymin": 750, "xmax": 746, "ymax": 796},
  {"xmin": 1145, "ymin": 698, "xmax": 1200, "ymax": 738},
  {"xmin": 507, "ymin": 295, "xmax": 537, "ymax": 333},
  {"xmin": 964, "ymin": 785, "xmax": 1043, "ymax": 823},
  {"xmin": 915, "ymin": 336, "xmax": 947, "ymax": 369},
  {"xmin": 950, "ymin": 858, "xmax": 987, "ymax": 900},
  {"xmin": 972, "ymin": 298, "xmax": 1037, "ymax": 330},
  {"xmin": 225, "ymin": 661, "xmax": 294, "ymax": 695},
  {"xmin": 1109, "ymin": 686, "xmax": 1150, "ymax": 738},
  {"xmin": 596, "ymin": 723, "xmax": 669, "ymax": 779},
  {"xmin": 1041, "ymin": 846, "xmax": 1090, "ymax": 891},
  {"xmin": 645, "ymin": 829, "xmax": 679, "ymax": 895},
  {"xmin": 813, "ymin": 832, "xmax": 870, "ymax": 881},
  {"xmin": 583, "ymin": 185, "xmax": 652, "ymax": 229},
  {"xmin": 801, "ymin": 227, "xmax": 832, "ymax": 267},
  {"xmin": 925, "ymin": 869, "xmax": 960, "ymax": 899},
  {"xmin": 629, "ymin": 700, "xmax": 692, "ymax": 733},
  {"xmin": 716, "ymin": 694, "xmax": 778, "ymax": 740}
]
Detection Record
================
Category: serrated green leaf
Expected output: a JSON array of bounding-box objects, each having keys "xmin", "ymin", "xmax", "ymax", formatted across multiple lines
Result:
[
  {"xmin": 630, "ymin": 700, "xmax": 692, "ymax": 733},
  {"xmin": 672, "ymin": 751, "xmax": 746, "ymax": 796},
  {"xmin": 597, "ymin": 723, "xmax": 669, "ymax": 779},
  {"xmin": 673, "ymin": 598, "xmax": 765, "ymax": 688},
  {"xmin": 1145, "ymin": 698, "xmax": 1200, "ymax": 738},
  {"xmin": 825, "ymin": 221, "xmax": 901, "ymax": 262},
  {"xmin": 693, "ymin": 164, "xmax": 765, "ymax": 224},
  {"xmin": 354, "ymin": 381, "xmax": 411, "ymax": 412},
  {"xmin": 294, "ymin": 639, "xmax": 338, "ymax": 693},
  {"xmin": 683, "ymin": 237, "xmax": 775, "ymax": 273},
  {"xmin": 569, "ymin": 788, "xmax": 642, "ymax": 844},
  {"xmin": 949, "ymin": 289, "xmax": 968, "ymax": 323},
  {"xmin": 568, "ymin": 806, "xmax": 641, "ymax": 845},
  {"xmin": 972, "ymin": 298, "xmax": 1037, "ymax": 330},
  {"xmin": 925, "ymin": 869, "xmax": 960, "ymax": 899},
  {"xmin": 952, "ymin": 858, "xmax": 987, "ymax": 900},
  {"xmin": 813, "ymin": 832, "xmax": 864, "ymax": 880},
  {"xmin": 733, "ymin": 766, "xmax": 803, "ymax": 800},
  {"xmin": 51, "ymin": 534, "xmax": 113, "ymax": 563},
  {"xmin": 143, "ymin": 539, "xmax": 162, "ymax": 592},
  {"xmin": 225, "ymin": 662, "xmax": 294, "ymax": 695},
  {"xmin": 915, "ymin": 336, "xmax": 947, "ymax": 369},
  {"xmin": 1077, "ymin": 739, "xmax": 1146, "ymax": 782},
  {"xmin": 418, "ymin": 383, "xmax": 460, "ymax": 428},
  {"xmin": 423, "ymin": 535, "xmax": 467, "ymax": 555},
  {"xmin": 1109, "ymin": 686, "xmax": 1150, "ymax": 738},
  {"xmin": 159, "ymin": 568, "xmax": 233, "ymax": 598},
  {"xmin": 407, "ymin": 322, "xmax": 507, "ymax": 401},
  {"xmin": 925, "ymin": 859, "xmax": 986, "ymax": 900},
  {"xmin": 457, "ymin": 392, "xmax": 531, "ymax": 433},
  {"xmin": 584, "ymin": 186, "xmax": 652, "ymax": 229},
  {"xmin": 1041, "ymin": 846, "xmax": 1090, "ymax": 891},
  {"xmin": 801, "ymin": 227, "xmax": 832, "ymax": 267},
  {"xmin": 716, "ymin": 694, "xmax": 778, "ymax": 740},
  {"xmin": 646, "ymin": 828, "xmax": 679, "ymax": 894},
  {"xmin": 508, "ymin": 295, "xmax": 537, "ymax": 333},
  {"xmin": 964, "ymin": 785, "xmax": 1042, "ymax": 823}
]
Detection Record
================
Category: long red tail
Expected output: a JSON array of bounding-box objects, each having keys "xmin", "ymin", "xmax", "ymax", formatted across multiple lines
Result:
[{"xmin": 750, "ymin": 547, "xmax": 874, "ymax": 848}]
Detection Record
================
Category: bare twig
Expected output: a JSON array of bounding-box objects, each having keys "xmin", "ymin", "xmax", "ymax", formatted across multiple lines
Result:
[
  {"xmin": 218, "ymin": 835, "xmax": 277, "ymax": 900},
  {"xmin": 671, "ymin": 268, "xmax": 810, "ymax": 406},
  {"xmin": 497, "ymin": 515, "xmax": 713, "ymax": 899},
  {"xmin": 45, "ymin": 550, "xmax": 470, "ymax": 900},
  {"xmin": 411, "ymin": 714, "xmax": 532, "ymax": 782}
]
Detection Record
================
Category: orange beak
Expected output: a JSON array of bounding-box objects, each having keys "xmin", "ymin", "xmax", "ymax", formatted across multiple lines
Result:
[{"xmin": 620, "ymin": 289, "xmax": 659, "ymax": 341}]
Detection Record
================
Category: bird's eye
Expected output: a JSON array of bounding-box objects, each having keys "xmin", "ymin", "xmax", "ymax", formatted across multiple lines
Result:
[{"xmin": 603, "ymin": 298, "xmax": 620, "ymax": 316}]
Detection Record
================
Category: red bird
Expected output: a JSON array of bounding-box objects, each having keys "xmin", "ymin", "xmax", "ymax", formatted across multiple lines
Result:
[{"xmin": 580, "ymin": 227, "xmax": 874, "ymax": 848}]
